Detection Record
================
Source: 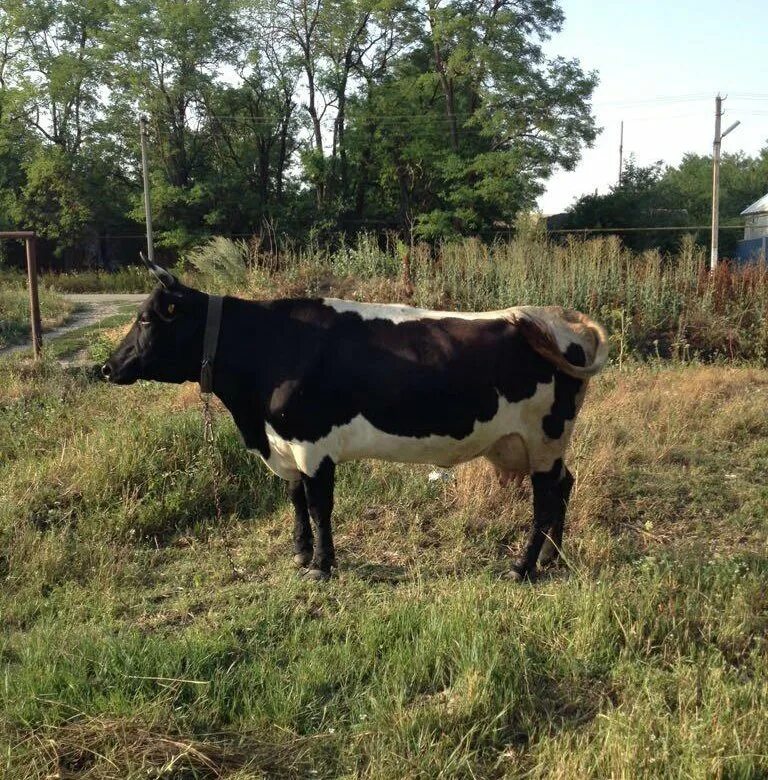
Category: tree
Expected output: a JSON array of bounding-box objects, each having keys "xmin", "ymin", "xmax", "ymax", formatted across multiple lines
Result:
[
  {"xmin": 564, "ymin": 149, "xmax": 768, "ymax": 255},
  {"xmin": 106, "ymin": 0, "xmax": 245, "ymax": 248},
  {"xmin": 5, "ymin": 0, "xmax": 112, "ymax": 154},
  {"xmin": 347, "ymin": 0, "xmax": 598, "ymax": 237},
  {"xmin": 563, "ymin": 157, "xmax": 685, "ymax": 251},
  {"xmin": 0, "ymin": 0, "xmax": 601, "ymax": 264}
]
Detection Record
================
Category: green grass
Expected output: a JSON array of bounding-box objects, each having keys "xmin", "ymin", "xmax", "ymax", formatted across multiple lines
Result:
[
  {"xmin": 44, "ymin": 307, "xmax": 138, "ymax": 362},
  {"xmin": 0, "ymin": 285, "xmax": 75, "ymax": 349},
  {"xmin": 1, "ymin": 353, "xmax": 767, "ymax": 778},
  {"xmin": 43, "ymin": 266, "xmax": 156, "ymax": 294}
]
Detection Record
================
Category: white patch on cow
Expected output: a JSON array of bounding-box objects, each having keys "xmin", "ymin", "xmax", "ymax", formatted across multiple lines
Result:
[
  {"xmin": 321, "ymin": 298, "xmax": 584, "ymax": 356},
  {"xmin": 322, "ymin": 297, "xmax": 519, "ymax": 324},
  {"xmin": 252, "ymin": 379, "xmax": 564, "ymax": 479},
  {"xmin": 256, "ymin": 424, "xmax": 302, "ymax": 481}
]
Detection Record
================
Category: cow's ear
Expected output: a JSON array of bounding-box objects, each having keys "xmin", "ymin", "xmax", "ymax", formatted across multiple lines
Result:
[
  {"xmin": 154, "ymin": 286, "xmax": 186, "ymax": 321},
  {"xmin": 140, "ymin": 252, "xmax": 179, "ymax": 289}
]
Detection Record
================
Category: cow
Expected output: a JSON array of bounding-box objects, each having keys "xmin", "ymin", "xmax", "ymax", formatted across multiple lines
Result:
[{"xmin": 102, "ymin": 261, "xmax": 609, "ymax": 582}]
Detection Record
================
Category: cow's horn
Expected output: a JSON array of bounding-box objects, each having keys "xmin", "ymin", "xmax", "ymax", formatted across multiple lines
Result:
[{"xmin": 140, "ymin": 252, "xmax": 178, "ymax": 289}]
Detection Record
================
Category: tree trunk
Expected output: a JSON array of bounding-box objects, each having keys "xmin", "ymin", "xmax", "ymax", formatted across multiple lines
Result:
[
  {"xmin": 354, "ymin": 118, "xmax": 376, "ymax": 218},
  {"xmin": 258, "ymin": 137, "xmax": 271, "ymax": 211},
  {"xmin": 336, "ymin": 67, "xmax": 349, "ymax": 197},
  {"xmin": 428, "ymin": 5, "xmax": 459, "ymax": 152}
]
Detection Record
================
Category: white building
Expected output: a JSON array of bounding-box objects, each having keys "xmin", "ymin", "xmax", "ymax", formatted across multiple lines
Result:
[{"xmin": 738, "ymin": 193, "xmax": 768, "ymax": 262}]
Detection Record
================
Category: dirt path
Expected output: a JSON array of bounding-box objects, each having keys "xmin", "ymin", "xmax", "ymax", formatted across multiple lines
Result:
[{"xmin": 0, "ymin": 293, "xmax": 146, "ymax": 359}]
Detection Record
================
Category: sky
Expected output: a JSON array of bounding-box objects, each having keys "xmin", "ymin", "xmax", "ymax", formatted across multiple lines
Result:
[{"xmin": 537, "ymin": 0, "xmax": 768, "ymax": 214}]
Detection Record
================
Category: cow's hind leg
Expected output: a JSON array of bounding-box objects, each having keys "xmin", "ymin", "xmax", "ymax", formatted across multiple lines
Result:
[
  {"xmin": 510, "ymin": 459, "xmax": 571, "ymax": 582},
  {"xmin": 300, "ymin": 457, "xmax": 336, "ymax": 581},
  {"xmin": 289, "ymin": 479, "xmax": 314, "ymax": 567},
  {"xmin": 537, "ymin": 466, "xmax": 574, "ymax": 567}
]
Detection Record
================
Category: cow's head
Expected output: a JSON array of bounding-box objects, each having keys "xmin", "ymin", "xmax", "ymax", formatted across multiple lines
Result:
[{"xmin": 101, "ymin": 262, "xmax": 208, "ymax": 385}]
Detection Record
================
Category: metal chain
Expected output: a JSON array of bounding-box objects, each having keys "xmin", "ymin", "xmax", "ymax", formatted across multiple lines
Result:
[{"xmin": 200, "ymin": 391, "xmax": 247, "ymax": 582}]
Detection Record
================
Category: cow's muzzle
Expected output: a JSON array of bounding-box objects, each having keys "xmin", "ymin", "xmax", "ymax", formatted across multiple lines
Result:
[{"xmin": 100, "ymin": 359, "xmax": 139, "ymax": 385}]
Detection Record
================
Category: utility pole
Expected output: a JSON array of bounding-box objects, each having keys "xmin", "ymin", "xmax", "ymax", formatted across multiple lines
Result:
[
  {"xmin": 618, "ymin": 121, "xmax": 624, "ymax": 186},
  {"xmin": 139, "ymin": 115, "xmax": 156, "ymax": 265},
  {"xmin": 710, "ymin": 95, "xmax": 740, "ymax": 270}
]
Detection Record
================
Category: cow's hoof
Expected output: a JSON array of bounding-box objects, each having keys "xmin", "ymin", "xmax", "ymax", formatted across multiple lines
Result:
[
  {"xmin": 300, "ymin": 567, "xmax": 331, "ymax": 582},
  {"xmin": 506, "ymin": 565, "xmax": 535, "ymax": 583},
  {"xmin": 538, "ymin": 546, "xmax": 560, "ymax": 568},
  {"xmin": 293, "ymin": 552, "xmax": 313, "ymax": 568}
]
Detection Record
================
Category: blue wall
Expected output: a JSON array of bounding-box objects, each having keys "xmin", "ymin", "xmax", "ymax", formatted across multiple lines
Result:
[{"xmin": 736, "ymin": 237, "xmax": 768, "ymax": 264}]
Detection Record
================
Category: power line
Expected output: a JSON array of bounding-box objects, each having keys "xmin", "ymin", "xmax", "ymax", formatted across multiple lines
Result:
[
  {"xmin": 594, "ymin": 93, "xmax": 711, "ymax": 107},
  {"xmin": 546, "ymin": 225, "xmax": 744, "ymax": 234}
]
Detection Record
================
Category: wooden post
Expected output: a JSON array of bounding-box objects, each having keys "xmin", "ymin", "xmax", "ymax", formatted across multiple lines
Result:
[
  {"xmin": 0, "ymin": 231, "xmax": 41, "ymax": 359},
  {"xmin": 26, "ymin": 235, "xmax": 42, "ymax": 358}
]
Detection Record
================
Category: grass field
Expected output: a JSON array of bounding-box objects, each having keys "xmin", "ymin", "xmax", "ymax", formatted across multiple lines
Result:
[
  {"xmin": 2, "ymin": 237, "xmax": 768, "ymax": 777},
  {"xmin": 42, "ymin": 266, "xmax": 156, "ymax": 294},
  {"xmin": 0, "ymin": 286, "xmax": 75, "ymax": 349},
  {"xmin": 1, "ymin": 353, "xmax": 767, "ymax": 778}
]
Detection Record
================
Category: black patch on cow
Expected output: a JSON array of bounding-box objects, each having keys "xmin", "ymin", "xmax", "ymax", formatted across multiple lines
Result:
[
  {"xmin": 564, "ymin": 342, "xmax": 586, "ymax": 368},
  {"xmin": 531, "ymin": 458, "xmax": 564, "ymax": 486},
  {"xmin": 246, "ymin": 303, "xmax": 557, "ymax": 444},
  {"xmin": 542, "ymin": 343, "xmax": 585, "ymax": 441},
  {"xmin": 214, "ymin": 368, "xmax": 271, "ymax": 458},
  {"xmin": 290, "ymin": 478, "xmax": 313, "ymax": 560},
  {"xmin": 302, "ymin": 456, "xmax": 336, "ymax": 571}
]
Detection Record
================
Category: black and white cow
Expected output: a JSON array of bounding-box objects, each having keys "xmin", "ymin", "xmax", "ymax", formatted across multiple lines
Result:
[{"xmin": 102, "ymin": 263, "xmax": 609, "ymax": 581}]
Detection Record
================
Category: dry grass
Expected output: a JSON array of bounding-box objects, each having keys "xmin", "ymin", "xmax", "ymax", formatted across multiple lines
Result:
[{"xmin": 10, "ymin": 714, "xmax": 319, "ymax": 779}]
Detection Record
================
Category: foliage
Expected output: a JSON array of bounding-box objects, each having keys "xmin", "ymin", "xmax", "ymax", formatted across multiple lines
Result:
[
  {"xmin": 222, "ymin": 232, "xmax": 768, "ymax": 363},
  {"xmin": 663, "ymin": 151, "xmax": 768, "ymax": 224},
  {"xmin": 564, "ymin": 150, "xmax": 768, "ymax": 254},
  {"xmin": 0, "ymin": 0, "xmax": 598, "ymax": 266},
  {"xmin": 185, "ymin": 236, "xmax": 251, "ymax": 289},
  {"xmin": 43, "ymin": 266, "xmax": 156, "ymax": 293},
  {"xmin": 9, "ymin": 147, "xmax": 93, "ymax": 249}
]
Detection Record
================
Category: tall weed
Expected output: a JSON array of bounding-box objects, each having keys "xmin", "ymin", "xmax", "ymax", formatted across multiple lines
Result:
[{"xmin": 235, "ymin": 232, "xmax": 768, "ymax": 362}]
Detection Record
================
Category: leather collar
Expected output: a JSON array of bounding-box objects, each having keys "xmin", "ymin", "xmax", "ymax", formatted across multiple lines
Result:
[{"xmin": 200, "ymin": 294, "xmax": 223, "ymax": 394}]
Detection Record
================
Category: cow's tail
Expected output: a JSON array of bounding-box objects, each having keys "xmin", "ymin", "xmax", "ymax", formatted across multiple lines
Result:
[{"xmin": 514, "ymin": 309, "xmax": 610, "ymax": 380}]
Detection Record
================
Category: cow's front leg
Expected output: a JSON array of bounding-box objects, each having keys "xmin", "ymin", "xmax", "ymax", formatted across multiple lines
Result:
[
  {"xmin": 289, "ymin": 479, "xmax": 314, "ymax": 567},
  {"xmin": 510, "ymin": 460, "xmax": 570, "ymax": 582},
  {"xmin": 301, "ymin": 457, "xmax": 336, "ymax": 581}
]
